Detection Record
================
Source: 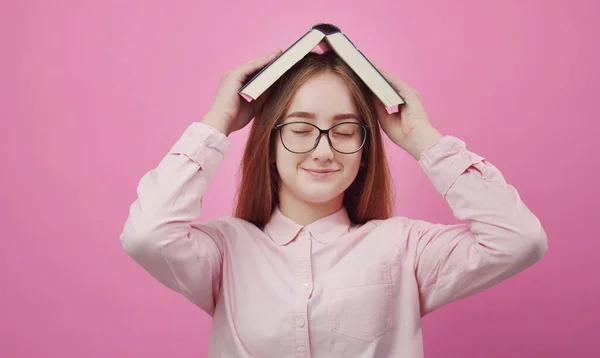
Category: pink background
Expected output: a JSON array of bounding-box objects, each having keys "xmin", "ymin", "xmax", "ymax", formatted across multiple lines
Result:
[{"xmin": 1, "ymin": 0, "xmax": 598, "ymax": 357}]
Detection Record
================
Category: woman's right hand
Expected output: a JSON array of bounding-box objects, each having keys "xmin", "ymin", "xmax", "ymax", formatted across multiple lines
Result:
[{"xmin": 202, "ymin": 49, "xmax": 282, "ymax": 136}]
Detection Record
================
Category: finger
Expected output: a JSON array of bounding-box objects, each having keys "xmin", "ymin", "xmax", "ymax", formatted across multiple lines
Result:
[
  {"xmin": 253, "ymin": 88, "xmax": 272, "ymax": 115},
  {"xmin": 374, "ymin": 64, "xmax": 416, "ymax": 95},
  {"xmin": 237, "ymin": 49, "xmax": 282, "ymax": 81}
]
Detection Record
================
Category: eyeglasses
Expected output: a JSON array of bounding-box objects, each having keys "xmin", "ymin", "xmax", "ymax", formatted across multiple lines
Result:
[{"xmin": 273, "ymin": 121, "xmax": 369, "ymax": 154}]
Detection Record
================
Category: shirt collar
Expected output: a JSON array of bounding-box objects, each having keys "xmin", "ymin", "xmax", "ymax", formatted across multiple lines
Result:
[{"xmin": 264, "ymin": 206, "xmax": 352, "ymax": 246}]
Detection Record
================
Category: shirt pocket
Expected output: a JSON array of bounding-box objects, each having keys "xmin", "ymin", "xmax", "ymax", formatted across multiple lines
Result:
[{"xmin": 325, "ymin": 264, "xmax": 393, "ymax": 341}]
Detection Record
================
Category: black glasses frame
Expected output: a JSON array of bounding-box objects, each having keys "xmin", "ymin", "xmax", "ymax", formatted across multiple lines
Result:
[{"xmin": 273, "ymin": 121, "xmax": 370, "ymax": 154}]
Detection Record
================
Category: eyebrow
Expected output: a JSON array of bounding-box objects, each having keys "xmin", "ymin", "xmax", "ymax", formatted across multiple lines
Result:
[{"xmin": 284, "ymin": 111, "xmax": 359, "ymax": 121}]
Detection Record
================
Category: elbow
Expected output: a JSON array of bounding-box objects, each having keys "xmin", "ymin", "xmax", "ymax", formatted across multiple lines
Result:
[
  {"xmin": 119, "ymin": 217, "xmax": 189, "ymax": 262},
  {"xmin": 119, "ymin": 220, "xmax": 162, "ymax": 261},
  {"xmin": 119, "ymin": 229, "xmax": 149, "ymax": 260},
  {"xmin": 528, "ymin": 229, "xmax": 548, "ymax": 262},
  {"xmin": 517, "ymin": 226, "xmax": 548, "ymax": 266}
]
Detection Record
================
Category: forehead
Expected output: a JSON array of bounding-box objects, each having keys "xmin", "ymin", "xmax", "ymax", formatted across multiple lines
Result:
[{"xmin": 286, "ymin": 72, "xmax": 358, "ymax": 116}]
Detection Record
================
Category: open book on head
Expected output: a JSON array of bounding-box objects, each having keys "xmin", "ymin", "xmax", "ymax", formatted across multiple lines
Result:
[{"xmin": 238, "ymin": 23, "xmax": 405, "ymax": 114}]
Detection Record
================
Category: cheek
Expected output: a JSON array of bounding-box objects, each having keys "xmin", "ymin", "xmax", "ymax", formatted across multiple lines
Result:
[
  {"xmin": 339, "ymin": 154, "xmax": 363, "ymax": 188},
  {"xmin": 343, "ymin": 153, "xmax": 363, "ymax": 174},
  {"xmin": 275, "ymin": 142, "xmax": 299, "ymax": 178}
]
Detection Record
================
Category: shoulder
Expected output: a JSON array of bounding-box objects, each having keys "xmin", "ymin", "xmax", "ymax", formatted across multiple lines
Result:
[
  {"xmin": 363, "ymin": 215, "xmax": 420, "ymax": 231},
  {"xmin": 190, "ymin": 215, "xmax": 263, "ymax": 240},
  {"xmin": 356, "ymin": 215, "xmax": 437, "ymax": 247}
]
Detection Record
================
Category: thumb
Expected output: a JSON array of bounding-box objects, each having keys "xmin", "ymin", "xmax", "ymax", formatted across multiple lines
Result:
[
  {"xmin": 374, "ymin": 64, "xmax": 415, "ymax": 97},
  {"xmin": 238, "ymin": 49, "xmax": 282, "ymax": 83},
  {"xmin": 254, "ymin": 88, "xmax": 272, "ymax": 113}
]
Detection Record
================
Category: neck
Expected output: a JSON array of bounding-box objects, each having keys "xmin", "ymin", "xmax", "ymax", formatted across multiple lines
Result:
[{"xmin": 278, "ymin": 189, "xmax": 343, "ymax": 226}]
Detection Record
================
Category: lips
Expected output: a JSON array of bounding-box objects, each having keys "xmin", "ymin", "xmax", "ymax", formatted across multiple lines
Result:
[
  {"xmin": 302, "ymin": 168, "xmax": 340, "ymax": 179},
  {"xmin": 303, "ymin": 168, "xmax": 339, "ymax": 173}
]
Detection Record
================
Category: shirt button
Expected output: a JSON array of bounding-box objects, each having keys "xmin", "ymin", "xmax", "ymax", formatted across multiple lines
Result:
[
  {"xmin": 296, "ymin": 317, "xmax": 305, "ymax": 327},
  {"xmin": 302, "ymin": 283, "xmax": 311, "ymax": 290}
]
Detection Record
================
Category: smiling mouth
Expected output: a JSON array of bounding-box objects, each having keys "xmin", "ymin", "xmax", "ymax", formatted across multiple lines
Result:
[
  {"xmin": 305, "ymin": 169, "xmax": 338, "ymax": 173},
  {"xmin": 302, "ymin": 168, "xmax": 340, "ymax": 177}
]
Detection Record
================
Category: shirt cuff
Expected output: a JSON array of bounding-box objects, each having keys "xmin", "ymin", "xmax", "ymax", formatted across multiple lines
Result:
[
  {"xmin": 418, "ymin": 135, "xmax": 485, "ymax": 197},
  {"xmin": 168, "ymin": 122, "xmax": 230, "ymax": 167}
]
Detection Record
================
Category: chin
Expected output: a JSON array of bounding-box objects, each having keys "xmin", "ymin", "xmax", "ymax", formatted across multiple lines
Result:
[
  {"xmin": 302, "ymin": 195, "xmax": 338, "ymax": 205},
  {"xmin": 296, "ymin": 187, "xmax": 345, "ymax": 205}
]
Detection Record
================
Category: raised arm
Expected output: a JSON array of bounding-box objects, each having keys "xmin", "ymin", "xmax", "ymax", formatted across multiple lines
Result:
[
  {"xmin": 403, "ymin": 136, "xmax": 547, "ymax": 316},
  {"xmin": 119, "ymin": 48, "xmax": 282, "ymax": 314},
  {"xmin": 119, "ymin": 122, "xmax": 229, "ymax": 315}
]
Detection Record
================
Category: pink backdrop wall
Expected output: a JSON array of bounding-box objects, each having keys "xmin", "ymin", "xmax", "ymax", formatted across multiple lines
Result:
[{"xmin": 1, "ymin": 0, "xmax": 598, "ymax": 357}]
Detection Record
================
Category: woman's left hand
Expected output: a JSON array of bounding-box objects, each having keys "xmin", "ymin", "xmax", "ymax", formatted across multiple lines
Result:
[{"xmin": 374, "ymin": 66, "xmax": 443, "ymax": 160}]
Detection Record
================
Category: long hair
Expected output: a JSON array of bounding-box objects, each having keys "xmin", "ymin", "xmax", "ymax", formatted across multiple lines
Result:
[{"xmin": 234, "ymin": 51, "xmax": 394, "ymax": 228}]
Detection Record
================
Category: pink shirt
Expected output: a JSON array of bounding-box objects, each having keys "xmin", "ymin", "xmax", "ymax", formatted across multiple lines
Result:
[{"xmin": 119, "ymin": 122, "xmax": 547, "ymax": 358}]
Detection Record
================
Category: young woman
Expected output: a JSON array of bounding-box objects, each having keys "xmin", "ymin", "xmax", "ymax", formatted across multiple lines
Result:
[{"xmin": 119, "ymin": 48, "xmax": 547, "ymax": 357}]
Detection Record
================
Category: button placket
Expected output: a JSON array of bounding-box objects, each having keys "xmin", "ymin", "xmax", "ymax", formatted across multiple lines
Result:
[{"xmin": 292, "ymin": 229, "xmax": 313, "ymax": 358}]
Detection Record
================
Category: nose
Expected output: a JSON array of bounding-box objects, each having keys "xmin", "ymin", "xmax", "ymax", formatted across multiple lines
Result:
[{"xmin": 311, "ymin": 133, "xmax": 334, "ymax": 160}]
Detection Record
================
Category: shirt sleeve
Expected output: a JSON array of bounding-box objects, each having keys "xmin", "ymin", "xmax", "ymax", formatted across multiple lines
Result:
[
  {"xmin": 119, "ymin": 122, "xmax": 229, "ymax": 316},
  {"xmin": 405, "ymin": 135, "xmax": 548, "ymax": 316}
]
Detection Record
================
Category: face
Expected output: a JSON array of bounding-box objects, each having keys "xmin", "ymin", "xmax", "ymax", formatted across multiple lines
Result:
[{"xmin": 275, "ymin": 71, "xmax": 364, "ymax": 209}]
